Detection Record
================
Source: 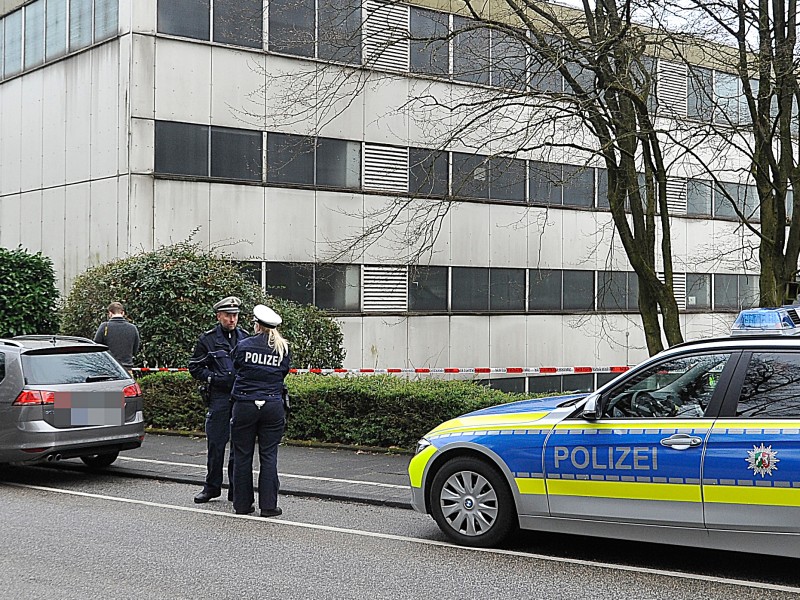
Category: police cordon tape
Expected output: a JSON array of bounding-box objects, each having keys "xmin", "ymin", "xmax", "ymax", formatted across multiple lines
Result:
[{"xmin": 131, "ymin": 366, "xmax": 630, "ymax": 375}]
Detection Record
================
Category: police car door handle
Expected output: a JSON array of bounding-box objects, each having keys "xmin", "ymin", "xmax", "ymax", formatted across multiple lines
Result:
[{"xmin": 659, "ymin": 434, "xmax": 703, "ymax": 450}]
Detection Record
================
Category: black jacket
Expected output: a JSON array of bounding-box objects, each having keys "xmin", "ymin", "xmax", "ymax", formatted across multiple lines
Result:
[
  {"xmin": 231, "ymin": 334, "xmax": 291, "ymax": 402},
  {"xmin": 188, "ymin": 324, "xmax": 249, "ymax": 397}
]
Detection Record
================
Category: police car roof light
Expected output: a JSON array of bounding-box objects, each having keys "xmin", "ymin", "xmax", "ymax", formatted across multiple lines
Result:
[{"xmin": 730, "ymin": 306, "xmax": 800, "ymax": 336}]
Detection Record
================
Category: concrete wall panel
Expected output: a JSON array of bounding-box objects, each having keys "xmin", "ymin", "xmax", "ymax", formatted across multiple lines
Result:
[
  {"xmin": 488, "ymin": 316, "xmax": 527, "ymax": 367},
  {"xmin": 361, "ymin": 316, "xmax": 408, "ymax": 368},
  {"xmin": 0, "ymin": 78, "xmax": 21, "ymax": 194},
  {"xmin": 406, "ymin": 316, "xmax": 450, "ymax": 368},
  {"xmin": 488, "ymin": 204, "xmax": 528, "ymax": 267},
  {"xmin": 154, "ymin": 39, "xmax": 211, "ymax": 123},
  {"xmin": 264, "ymin": 187, "xmax": 315, "ymax": 260},
  {"xmin": 448, "ymin": 202, "xmax": 489, "ymax": 266},
  {"xmin": 211, "ymin": 48, "xmax": 266, "ymax": 129},
  {"xmin": 41, "ymin": 186, "xmax": 67, "ymax": 289},
  {"xmin": 209, "ymin": 183, "xmax": 265, "ymax": 258},
  {"xmin": 92, "ymin": 44, "xmax": 121, "ymax": 177},
  {"xmin": 131, "ymin": 34, "xmax": 155, "ymax": 119},
  {"xmin": 153, "ymin": 179, "xmax": 210, "ymax": 247},
  {"xmin": 128, "ymin": 174, "xmax": 154, "ymax": 251},
  {"xmin": 63, "ymin": 183, "xmax": 91, "ymax": 284},
  {"xmin": 20, "ymin": 71, "xmax": 43, "ymax": 191},
  {"xmin": 0, "ymin": 193, "xmax": 21, "ymax": 248},
  {"xmin": 41, "ymin": 66, "xmax": 68, "ymax": 187},
  {"xmin": 19, "ymin": 189, "xmax": 43, "ymax": 251},
  {"xmin": 449, "ymin": 316, "xmax": 490, "ymax": 366},
  {"xmin": 315, "ymin": 191, "xmax": 364, "ymax": 262},
  {"xmin": 65, "ymin": 53, "xmax": 93, "ymax": 184}
]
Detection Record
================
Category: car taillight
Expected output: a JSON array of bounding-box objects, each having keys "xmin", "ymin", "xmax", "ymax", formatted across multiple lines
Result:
[
  {"xmin": 13, "ymin": 390, "xmax": 55, "ymax": 405},
  {"xmin": 123, "ymin": 383, "xmax": 141, "ymax": 398}
]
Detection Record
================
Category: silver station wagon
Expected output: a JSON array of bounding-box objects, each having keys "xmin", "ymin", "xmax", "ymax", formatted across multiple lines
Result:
[{"xmin": 0, "ymin": 335, "xmax": 145, "ymax": 467}]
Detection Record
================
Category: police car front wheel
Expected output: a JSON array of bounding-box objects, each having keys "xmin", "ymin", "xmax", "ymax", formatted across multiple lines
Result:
[{"xmin": 430, "ymin": 456, "xmax": 516, "ymax": 548}]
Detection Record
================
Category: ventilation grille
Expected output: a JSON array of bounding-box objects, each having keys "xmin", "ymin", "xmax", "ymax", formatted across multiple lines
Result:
[
  {"xmin": 666, "ymin": 177, "xmax": 687, "ymax": 214},
  {"xmin": 364, "ymin": 1, "xmax": 410, "ymax": 72},
  {"xmin": 363, "ymin": 265, "xmax": 409, "ymax": 312},
  {"xmin": 658, "ymin": 60, "xmax": 688, "ymax": 118},
  {"xmin": 363, "ymin": 143, "xmax": 409, "ymax": 192},
  {"xmin": 787, "ymin": 309, "xmax": 800, "ymax": 325},
  {"xmin": 658, "ymin": 271, "xmax": 687, "ymax": 309}
]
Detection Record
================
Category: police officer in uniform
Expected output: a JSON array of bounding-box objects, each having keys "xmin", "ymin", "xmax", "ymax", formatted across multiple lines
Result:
[
  {"xmin": 230, "ymin": 304, "xmax": 291, "ymax": 517},
  {"xmin": 189, "ymin": 296, "xmax": 249, "ymax": 504}
]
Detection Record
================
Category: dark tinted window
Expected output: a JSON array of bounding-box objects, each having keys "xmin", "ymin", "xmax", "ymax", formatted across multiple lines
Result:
[
  {"xmin": 267, "ymin": 262, "xmax": 314, "ymax": 305},
  {"xmin": 489, "ymin": 268, "xmax": 525, "ymax": 311},
  {"xmin": 687, "ymin": 179, "xmax": 712, "ymax": 216},
  {"xmin": 452, "ymin": 153, "xmax": 489, "ymax": 199},
  {"xmin": 596, "ymin": 168, "xmax": 608, "ymax": 208},
  {"xmin": 737, "ymin": 352, "xmax": 800, "ymax": 418},
  {"xmin": 267, "ymin": 133, "xmax": 315, "ymax": 185},
  {"xmin": 409, "ymin": 148, "xmax": 448, "ymax": 197},
  {"xmin": 688, "ymin": 66, "xmax": 714, "ymax": 121},
  {"xmin": 21, "ymin": 351, "xmax": 127, "ymax": 385},
  {"xmin": 452, "ymin": 267, "xmax": 489, "ymax": 311},
  {"xmin": 315, "ymin": 264, "xmax": 360, "ymax": 312},
  {"xmin": 491, "ymin": 30, "xmax": 526, "ymax": 90},
  {"xmin": 316, "ymin": 138, "xmax": 361, "ymax": 189},
  {"xmin": 409, "ymin": 266, "xmax": 448, "ymax": 311},
  {"xmin": 453, "ymin": 16, "xmax": 490, "ymax": 85},
  {"xmin": 318, "ymin": 0, "xmax": 361, "ymax": 64},
  {"xmin": 563, "ymin": 270, "xmax": 595, "ymax": 311},
  {"xmin": 529, "ymin": 268, "xmax": 561, "ymax": 310},
  {"xmin": 94, "ymin": 0, "xmax": 118, "ymax": 41},
  {"xmin": 713, "ymin": 274, "xmax": 740, "ymax": 310},
  {"xmin": 0, "ymin": 352, "xmax": 5, "ymax": 382},
  {"xmin": 562, "ymin": 373, "xmax": 594, "ymax": 393},
  {"xmin": 529, "ymin": 375, "xmax": 561, "ymax": 394},
  {"xmin": 598, "ymin": 271, "xmax": 637, "ymax": 311},
  {"xmin": 529, "ymin": 161, "xmax": 560, "ymax": 205},
  {"xmin": 238, "ymin": 261, "xmax": 263, "ymax": 287},
  {"xmin": 686, "ymin": 273, "xmax": 711, "ymax": 309},
  {"xmin": 154, "ymin": 121, "xmax": 208, "ymax": 176},
  {"xmin": 213, "ymin": 0, "xmax": 263, "ymax": 48},
  {"xmin": 596, "ymin": 371, "xmax": 622, "ymax": 388},
  {"xmin": 210, "ymin": 127, "xmax": 262, "ymax": 181},
  {"xmin": 562, "ymin": 164, "xmax": 594, "ymax": 207},
  {"xmin": 488, "ymin": 377, "xmax": 525, "ymax": 393},
  {"xmin": 158, "ymin": 0, "xmax": 210, "ymax": 40},
  {"xmin": 410, "ymin": 7, "xmax": 449, "ymax": 76},
  {"xmin": 491, "ymin": 157, "xmax": 526, "ymax": 202},
  {"xmin": 268, "ymin": 0, "xmax": 314, "ymax": 56}
]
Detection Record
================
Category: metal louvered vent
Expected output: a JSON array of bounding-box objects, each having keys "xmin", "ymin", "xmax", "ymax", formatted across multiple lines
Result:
[
  {"xmin": 658, "ymin": 61, "xmax": 688, "ymax": 118},
  {"xmin": 666, "ymin": 177, "xmax": 687, "ymax": 214},
  {"xmin": 363, "ymin": 144, "xmax": 409, "ymax": 192},
  {"xmin": 363, "ymin": 265, "xmax": 409, "ymax": 312},
  {"xmin": 658, "ymin": 272, "xmax": 687, "ymax": 309},
  {"xmin": 364, "ymin": 1, "xmax": 410, "ymax": 72},
  {"xmin": 787, "ymin": 309, "xmax": 800, "ymax": 325}
]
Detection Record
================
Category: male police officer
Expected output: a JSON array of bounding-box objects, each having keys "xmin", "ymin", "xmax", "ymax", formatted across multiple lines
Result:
[{"xmin": 189, "ymin": 296, "xmax": 249, "ymax": 504}]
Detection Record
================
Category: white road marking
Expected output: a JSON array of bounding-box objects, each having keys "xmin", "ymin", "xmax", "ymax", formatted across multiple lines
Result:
[
  {"xmin": 117, "ymin": 456, "xmax": 407, "ymax": 489},
  {"xmin": 4, "ymin": 481, "xmax": 799, "ymax": 595}
]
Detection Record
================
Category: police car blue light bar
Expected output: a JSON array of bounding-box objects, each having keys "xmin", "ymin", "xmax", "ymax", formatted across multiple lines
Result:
[{"xmin": 730, "ymin": 306, "xmax": 800, "ymax": 336}]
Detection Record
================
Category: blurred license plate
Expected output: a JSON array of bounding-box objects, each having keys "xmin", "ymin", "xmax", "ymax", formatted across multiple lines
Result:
[{"xmin": 53, "ymin": 392, "xmax": 124, "ymax": 427}]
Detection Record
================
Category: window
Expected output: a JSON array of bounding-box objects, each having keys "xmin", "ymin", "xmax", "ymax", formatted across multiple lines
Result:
[
  {"xmin": 529, "ymin": 269, "xmax": 594, "ymax": 311},
  {"xmin": 409, "ymin": 266, "xmax": 448, "ymax": 312},
  {"xmin": 688, "ymin": 66, "xmax": 713, "ymax": 121},
  {"xmin": 267, "ymin": 262, "xmax": 314, "ymax": 305},
  {"xmin": 714, "ymin": 182, "xmax": 740, "ymax": 219},
  {"xmin": 158, "ymin": 0, "xmax": 210, "ymax": 41},
  {"xmin": 237, "ymin": 261, "xmax": 264, "ymax": 287},
  {"xmin": 452, "ymin": 267, "xmax": 489, "ymax": 312},
  {"xmin": 45, "ymin": 0, "xmax": 68, "ymax": 60},
  {"xmin": 597, "ymin": 271, "xmax": 638, "ymax": 311},
  {"xmin": 602, "ymin": 353, "xmax": 731, "ymax": 418},
  {"xmin": 686, "ymin": 179, "xmax": 712, "ymax": 216},
  {"xmin": 563, "ymin": 270, "xmax": 595, "ymax": 311},
  {"xmin": 529, "ymin": 161, "xmax": 560, "ymax": 205},
  {"xmin": 409, "ymin": 7, "xmax": 448, "ymax": 76},
  {"xmin": 528, "ymin": 375, "xmax": 561, "ymax": 394},
  {"xmin": 315, "ymin": 264, "xmax": 360, "ymax": 312},
  {"xmin": 489, "ymin": 268, "xmax": 525, "ymax": 311},
  {"xmin": 714, "ymin": 274, "xmax": 758, "ymax": 311},
  {"xmin": 4, "ymin": 11, "xmax": 22, "ymax": 77},
  {"xmin": 596, "ymin": 168, "xmax": 608, "ymax": 208},
  {"xmin": 318, "ymin": 0, "xmax": 361, "ymax": 64},
  {"xmin": 490, "ymin": 157, "xmax": 526, "ymax": 203},
  {"xmin": 530, "ymin": 162, "xmax": 594, "ymax": 207},
  {"xmin": 486, "ymin": 377, "xmax": 525, "ymax": 393},
  {"xmin": 409, "ymin": 148, "xmax": 448, "ymax": 197},
  {"xmin": 736, "ymin": 352, "xmax": 800, "ymax": 418},
  {"xmin": 686, "ymin": 273, "xmax": 711, "ymax": 310},
  {"xmin": 154, "ymin": 121, "xmax": 209, "ymax": 177},
  {"xmin": 529, "ymin": 36, "xmax": 563, "ymax": 93},
  {"xmin": 69, "ymin": 0, "xmax": 93, "ymax": 51},
  {"xmin": 491, "ymin": 29, "xmax": 527, "ymax": 90},
  {"xmin": 213, "ymin": 0, "xmax": 262, "ymax": 48},
  {"xmin": 453, "ymin": 16, "xmax": 490, "ymax": 85},
  {"xmin": 210, "ymin": 127, "xmax": 263, "ymax": 181},
  {"xmin": 267, "ymin": 133, "xmax": 315, "ymax": 186},
  {"xmin": 561, "ymin": 164, "xmax": 594, "ymax": 207},
  {"xmin": 562, "ymin": 373, "xmax": 594, "ymax": 393},
  {"xmin": 714, "ymin": 71, "xmax": 740, "ymax": 125},
  {"xmin": 316, "ymin": 138, "xmax": 361, "ymax": 189},
  {"xmin": 94, "ymin": 0, "xmax": 119, "ymax": 41},
  {"xmin": 24, "ymin": 1, "xmax": 45, "ymax": 69},
  {"xmin": 451, "ymin": 153, "xmax": 489, "ymax": 199},
  {"xmin": 596, "ymin": 371, "xmax": 622, "ymax": 388},
  {"xmin": 268, "ymin": 0, "xmax": 314, "ymax": 57}
]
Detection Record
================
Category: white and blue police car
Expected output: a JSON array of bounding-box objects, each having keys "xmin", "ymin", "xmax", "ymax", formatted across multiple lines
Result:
[{"xmin": 409, "ymin": 307, "xmax": 800, "ymax": 557}]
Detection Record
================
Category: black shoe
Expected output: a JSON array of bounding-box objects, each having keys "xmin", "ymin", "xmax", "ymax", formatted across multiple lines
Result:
[
  {"xmin": 260, "ymin": 507, "xmax": 282, "ymax": 518},
  {"xmin": 194, "ymin": 490, "xmax": 220, "ymax": 504},
  {"xmin": 235, "ymin": 506, "xmax": 255, "ymax": 515}
]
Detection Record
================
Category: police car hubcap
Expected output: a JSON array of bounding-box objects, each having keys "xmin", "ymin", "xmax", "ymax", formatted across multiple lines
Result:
[{"xmin": 439, "ymin": 470, "xmax": 498, "ymax": 537}]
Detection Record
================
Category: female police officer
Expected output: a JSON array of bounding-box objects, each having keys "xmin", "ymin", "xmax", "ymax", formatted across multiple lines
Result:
[{"xmin": 229, "ymin": 304, "xmax": 291, "ymax": 517}]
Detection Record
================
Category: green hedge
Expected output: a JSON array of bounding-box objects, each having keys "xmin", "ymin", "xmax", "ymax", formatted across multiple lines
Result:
[
  {"xmin": 0, "ymin": 246, "xmax": 59, "ymax": 336},
  {"xmin": 139, "ymin": 371, "xmax": 531, "ymax": 448}
]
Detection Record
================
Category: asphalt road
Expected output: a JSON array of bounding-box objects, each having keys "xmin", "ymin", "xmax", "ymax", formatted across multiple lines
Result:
[{"xmin": 0, "ymin": 465, "xmax": 798, "ymax": 600}]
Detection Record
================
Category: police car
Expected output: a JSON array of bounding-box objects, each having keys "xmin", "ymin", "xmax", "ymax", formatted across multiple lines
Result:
[{"xmin": 408, "ymin": 307, "xmax": 800, "ymax": 558}]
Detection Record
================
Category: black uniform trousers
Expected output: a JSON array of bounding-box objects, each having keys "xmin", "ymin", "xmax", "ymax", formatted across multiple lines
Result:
[
  {"xmin": 205, "ymin": 395, "xmax": 234, "ymax": 496},
  {"xmin": 231, "ymin": 399, "xmax": 285, "ymax": 513}
]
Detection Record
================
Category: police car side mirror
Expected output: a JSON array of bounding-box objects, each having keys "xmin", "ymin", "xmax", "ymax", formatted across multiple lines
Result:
[{"xmin": 581, "ymin": 395, "xmax": 599, "ymax": 421}]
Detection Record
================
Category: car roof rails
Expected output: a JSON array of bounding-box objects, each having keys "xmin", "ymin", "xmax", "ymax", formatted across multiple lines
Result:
[{"xmin": 12, "ymin": 334, "xmax": 96, "ymax": 345}]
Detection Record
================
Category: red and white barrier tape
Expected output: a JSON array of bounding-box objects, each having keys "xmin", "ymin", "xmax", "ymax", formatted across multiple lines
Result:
[{"xmin": 132, "ymin": 366, "xmax": 629, "ymax": 375}]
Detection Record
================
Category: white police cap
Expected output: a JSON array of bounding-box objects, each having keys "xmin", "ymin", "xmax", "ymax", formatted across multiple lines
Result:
[
  {"xmin": 213, "ymin": 296, "xmax": 242, "ymax": 314},
  {"xmin": 252, "ymin": 304, "xmax": 282, "ymax": 328}
]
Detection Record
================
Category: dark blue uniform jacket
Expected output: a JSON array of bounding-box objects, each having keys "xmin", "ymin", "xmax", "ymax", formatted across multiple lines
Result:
[
  {"xmin": 230, "ymin": 335, "xmax": 291, "ymax": 402},
  {"xmin": 188, "ymin": 324, "xmax": 249, "ymax": 397}
]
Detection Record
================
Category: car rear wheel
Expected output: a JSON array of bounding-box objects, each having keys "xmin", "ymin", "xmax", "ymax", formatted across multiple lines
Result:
[
  {"xmin": 429, "ymin": 456, "xmax": 517, "ymax": 547},
  {"xmin": 80, "ymin": 451, "xmax": 119, "ymax": 468}
]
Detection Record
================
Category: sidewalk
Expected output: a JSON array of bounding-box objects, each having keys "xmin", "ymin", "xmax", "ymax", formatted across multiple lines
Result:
[{"xmin": 55, "ymin": 433, "xmax": 414, "ymax": 509}]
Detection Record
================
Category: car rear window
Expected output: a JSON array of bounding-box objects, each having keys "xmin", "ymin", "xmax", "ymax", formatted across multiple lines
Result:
[{"xmin": 21, "ymin": 351, "xmax": 128, "ymax": 385}]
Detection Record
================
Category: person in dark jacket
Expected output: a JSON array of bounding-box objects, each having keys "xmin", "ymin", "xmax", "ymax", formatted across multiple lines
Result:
[
  {"xmin": 230, "ymin": 304, "xmax": 291, "ymax": 517},
  {"xmin": 188, "ymin": 296, "xmax": 249, "ymax": 504},
  {"xmin": 94, "ymin": 302, "xmax": 140, "ymax": 373}
]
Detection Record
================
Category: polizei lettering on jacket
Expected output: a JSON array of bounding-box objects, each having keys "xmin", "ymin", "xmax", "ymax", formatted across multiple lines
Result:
[
  {"xmin": 244, "ymin": 351, "xmax": 281, "ymax": 366},
  {"xmin": 553, "ymin": 446, "xmax": 658, "ymax": 471}
]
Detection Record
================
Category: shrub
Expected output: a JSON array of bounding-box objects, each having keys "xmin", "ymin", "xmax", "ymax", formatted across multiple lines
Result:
[
  {"xmin": 60, "ymin": 241, "xmax": 345, "ymax": 368},
  {"xmin": 139, "ymin": 371, "xmax": 531, "ymax": 448},
  {"xmin": 0, "ymin": 246, "xmax": 59, "ymax": 336}
]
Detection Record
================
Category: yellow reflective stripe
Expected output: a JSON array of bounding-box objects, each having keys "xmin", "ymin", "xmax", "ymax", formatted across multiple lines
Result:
[
  {"xmin": 554, "ymin": 419, "xmax": 714, "ymax": 431},
  {"xmin": 515, "ymin": 478, "xmax": 546, "ymax": 495},
  {"xmin": 712, "ymin": 419, "xmax": 800, "ymax": 429},
  {"xmin": 429, "ymin": 412, "xmax": 548, "ymax": 435},
  {"xmin": 705, "ymin": 485, "xmax": 800, "ymax": 507},
  {"xmin": 547, "ymin": 479, "xmax": 701, "ymax": 502},
  {"xmin": 408, "ymin": 445, "xmax": 437, "ymax": 488}
]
